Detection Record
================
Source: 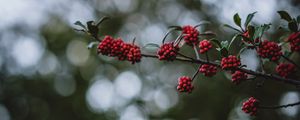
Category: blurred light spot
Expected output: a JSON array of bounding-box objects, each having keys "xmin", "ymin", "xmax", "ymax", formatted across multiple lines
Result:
[
  {"xmin": 120, "ymin": 105, "xmax": 146, "ymax": 120},
  {"xmin": 115, "ymin": 71, "xmax": 142, "ymax": 99},
  {"xmin": 141, "ymin": 24, "xmax": 166, "ymax": 46},
  {"xmin": 0, "ymin": 105, "xmax": 10, "ymax": 120},
  {"xmin": 54, "ymin": 75, "xmax": 76, "ymax": 96},
  {"xmin": 240, "ymin": 49, "xmax": 259, "ymax": 71},
  {"xmin": 38, "ymin": 52, "xmax": 59, "ymax": 75},
  {"xmin": 66, "ymin": 40, "xmax": 90, "ymax": 66},
  {"xmin": 12, "ymin": 37, "xmax": 44, "ymax": 68},
  {"xmin": 86, "ymin": 79, "xmax": 114, "ymax": 112},
  {"xmin": 280, "ymin": 92, "xmax": 300, "ymax": 117},
  {"xmin": 157, "ymin": 2, "xmax": 182, "ymax": 24},
  {"xmin": 228, "ymin": 103, "xmax": 250, "ymax": 120},
  {"xmin": 112, "ymin": 0, "xmax": 138, "ymax": 13},
  {"xmin": 177, "ymin": 11, "xmax": 199, "ymax": 26},
  {"xmin": 154, "ymin": 88, "xmax": 178, "ymax": 111}
]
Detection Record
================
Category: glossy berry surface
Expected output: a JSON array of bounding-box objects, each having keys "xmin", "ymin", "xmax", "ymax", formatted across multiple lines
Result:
[
  {"xmin": 199, "ymin": 64, "xmax": 217, "ymax": 77},
  {"xmin": 257, "ymin": 40, "xmax": 282, "ymax": 61},
  {"xmin": 182, "ymin": 25, "xmax": 199, "ymax": 46},
  {"xmin": 232, "ymin": 71, "xmax": 247, "ymax": 85},
  {"xmin": 127, "ymin": 44, "xmax": 142, "ymax": 64},
  {"xmin": 157, "ymin": 42, "xmax": 179, "ymax": 61},
  {"xmin": 276, "ymin": 63, "xmax": 295, "ymax": 78},
  {"xmin": 221, "ymin": 55, "xmax": 241, "ymax": 70},
  {"xmin": 242, "ymin": 97, "xmax": 259, "ymax": 116},
  {"xmin": 199, "ymin": 40, "xmax": 212, "ymax": 54},
  {"xmin": 177, "ymin": 76, "xmax": 194, "ymax": 93},
  {"xmin": 97, "ymin": 35, "xmax": 114, "ymax": 55}
]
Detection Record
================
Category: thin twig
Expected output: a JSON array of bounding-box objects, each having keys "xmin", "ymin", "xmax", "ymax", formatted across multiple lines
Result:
[{"xmin": 259, "ymin": 101, "xmax": 300, "ymax": 109}]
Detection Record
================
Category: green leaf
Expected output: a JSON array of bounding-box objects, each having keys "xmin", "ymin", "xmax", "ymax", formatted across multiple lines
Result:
[
  {"xmin": 220, "ymin": 48, "xmax": 229, "ymax": 57},
  {"xmin": 223, "ymin": 24, "xmax": 242, "ymax": 33},
  {"xmin": 194, "ymin": 21, "xmax": 211, "ymax": 28},
  {"xmin": 244, "ymin": 12, "xmax": 257, "ymax": 28},
  {"xmin": 87, "ymin": 41, "xmax": 99, "ymax": 49},
  {"xmin": 221, "ymin": 40, "xmax": 229, "ymax": 48},
  {"xmin": 210, "ymin": 38, "xmax": 221, "ymax": 48},
  {"xmin": 247, "ymin": 25, "xmax": 255, "ymax": 39},
  {"xmin": 277, "ymin": 11, "xmax": 292, "ymax": 21},
  {"xmin": 254, "ymin": 24, "xmax": 271, "ymax": 39},
  {"xmin": 228, "ymin": 34, "xmax": 241, "ymax": 51},
  {"xmin": 74, "ymin": 21, "xmax": 87, "ymax": 29},
  {"xmin": 288, "ymin": 20, "xmax": 298, "ymax": 32},
  {"xmin": 96, "ymin": 16, "xmax": 110, "ymax": 27},
  {"xmin": 233, "ymin": 13, "xmax": 242, "ymax": 27}
]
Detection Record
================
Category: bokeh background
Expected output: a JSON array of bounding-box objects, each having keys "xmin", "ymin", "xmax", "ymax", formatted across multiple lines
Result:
[{"xmin": 0, "ymin": 0, "xmax": 300, "ymax": 120}]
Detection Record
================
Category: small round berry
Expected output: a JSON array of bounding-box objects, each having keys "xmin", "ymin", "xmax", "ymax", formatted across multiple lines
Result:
[
  {"xmin": 199, "ymin": 40, "xmax": 213, "ymax": 54},
  {"xmin": 199, "ymin": 64, "xmax": 217, "ymax": 77},
  {"xmin": 97, "ymin": 36, "xmax": 114, "ymax": 55},
  {"xmin": 221, "ymin": 55, "xmax": 241, "ymax": 70},
  {"xmin": 110, "ymin": 38, "xmax": 124, "ymax": 57},
  {"xmin": 177, "ymin": 76, "xmax": 194, "ymax": 93},
  {"xmin": 157, "ymin": 42, "xmax": 179, "ymax": 61},
  {"xmin": 127, "ymin": 44, "xmax": 142, "ymax": 64},
  {"xmin": 231, "ymin": 71, "xmax": 247, "ymax": 85},
  {"xmin": 117, "ymin": 43, "xmax": 132, "ymax": 61},
  {"xmin": 257, "ymin": 40, "xmax": 282, "ymax": 61},
  {"xmin": 276, "ymin": 63, "xmax": 295, "ymax": 78},
  {"xmin": 182, "ymin": 25, "xmax": 199, "ymax": 46},
  {"xmin": 242, "ymin": 97, "xmax": 259, "ymax": 116},
  {"xmin": 287, "ymin": 32, "xmax": 300, "ymax": 52}
]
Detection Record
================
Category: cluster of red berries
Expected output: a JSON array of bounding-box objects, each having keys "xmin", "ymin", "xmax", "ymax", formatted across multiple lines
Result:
[
  {"xmin": 242, "ymin": 97, "xmax": 259, "ymax": 116},
  {"xmin": 182, "ymin": 25, "xmax": 199, "ymax": 46},
  {"xmin": 199, "ymin": 64, "xmax": 217, "ymax": 77},
  {"xmin": 177, "ymin": 76, "xmax": 194, "ymax": 93},
  {"xmin": 97, "ymin": 35, "xmax": 141, "ymax": 64},
  {"xmin": 231, "ymin": 71, "xmax": 247, "ymax": 85},
  {"xmin": 157, "ymin": 42, "xmax": 179, "ymax": 61},
  {"xmin": 221, "ymin": 55, "xmax": 241, "ymax": 70},
  {"xmin": 275, "ymin": 63, "xmax": 295, "ymax": 78},
  {"xmin": 257, "ymin": 40, "xmax": 282, "ymax": 61},
  {"xmin": 287, "ymin": 32, "xmax": 300, "ymax": 52},
  {"xmin": 199, "ymin": 40, "xmax": 212, "ymax": 54}
]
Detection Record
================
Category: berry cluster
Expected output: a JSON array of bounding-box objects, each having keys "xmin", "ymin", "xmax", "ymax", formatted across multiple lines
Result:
[
  {"xmin": 199, "ymin": 64, "xmax": 217, "ymax": 77},
  {"xmin": 199, "ymin": 40, "xmax": 212, "ymax": 54},
  {"xmin": 97, "ymin": 35, "xmax": 141, "ymax": 64},
  {"xmin": 231, "ymin": 71, "xmax": 247, "ymax": 85},
  {"xmin": 242, "ymin": 97, "xmax": 259, "ymax": 116},
  {"xmin": 257, "ymin": 40, "xmax": 282, "ymax": 61},
  {"xmin": 182, "ymin": 25, "xmax": 199, "ymax": 46},
  {"xmin": 221, "ymin": 55, "xmax": 241, "ymax": 70},
  {"xmin": 177, "ymin": 76, "xmax": 194, "ymax": 93},
  {"xmin": 287, "ymin": 32, "xmax": 300, "ymax": 52},
  {"xmin": 276, "ymin": 63, "xmax": 295, "ymax": 78},
  {"xmin": 157, "ymin": 42, "xmax": 179, "ymax": 61}
]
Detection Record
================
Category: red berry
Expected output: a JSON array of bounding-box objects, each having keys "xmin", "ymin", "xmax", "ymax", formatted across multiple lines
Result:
[
  {"xmin": 287, "ymin": 32, "xmax": 300, "ymax": 52},
  {"xmin": 127, "ymin": 44, "xmax": 142, "ymax": 64},
  {"xmin": 157, "ymin": 42, "xmax": 179, "ymax": 61},
  {"xmin": 199, "ymin": 40, "xmax": 212, "ymax": 54},
  {"xmin": 97, "ymin": 36, "xmax": 114, "ymax": 55},
  {"xmin": 221, "ymin": 55, "xmax": 241, "ymax": 70},
  {"xmin": 242, "ymin": 97, "xmax": 259, "ymax": 116},
  {"xmin": 231, "ymin": 71, "xmax": 247, "ymax": 85},
  {"xmin": 117, "ymin": 42, "xmax": 132, "ymax": 61},
  {"xmin": 110, "ymin": 38, "xmax": 124, "ymax": 57},
  {"xmin": 182, "ymin": 25, "xmax": 199, "ymax": 46},
  {"xmin": 177, "ymin": 76, "xmax": 194, "ymax": 93},
  {"xmin": 199, "ymin": 64, "xmax": 217, "ymax": 77},
  {"xmin": 276, "ymin": 63, "xmax": 295, "ymax": 78},
  {"xmin": 257, "ymin": 40, "xmax": 282, "ymax": 61}
]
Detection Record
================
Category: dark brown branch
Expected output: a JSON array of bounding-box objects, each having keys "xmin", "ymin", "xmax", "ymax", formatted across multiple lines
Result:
[
  {"xmin": 141, "ymin": 53, "xmax": 300, "ymax": 86},
  {"xmin": 259, "ymin": 101, "xmax": 300, "ymax": 109}
]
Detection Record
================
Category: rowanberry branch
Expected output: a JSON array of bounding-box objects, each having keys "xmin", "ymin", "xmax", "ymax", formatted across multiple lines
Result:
[{"xmin": 259, "ymin": 101, "xmax": 300, "ymax": 109}]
